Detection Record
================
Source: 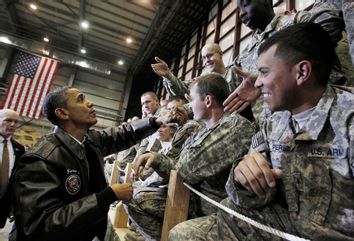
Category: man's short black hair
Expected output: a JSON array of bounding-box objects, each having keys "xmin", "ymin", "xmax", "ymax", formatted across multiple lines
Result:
[
  {"xmin": 258, "ymin": 22, "xmax": 336, "ymax": 86},
  {"xmin": 43, "ymin": 86, "xmax": 70, "ymax": 126},
  {"xmin": 192, "ymin": 73, "xmax": 230, "ymax": 106},
  {"xmin": 167, "ymin": 96, "xmax": 187, "ymax": 104}
]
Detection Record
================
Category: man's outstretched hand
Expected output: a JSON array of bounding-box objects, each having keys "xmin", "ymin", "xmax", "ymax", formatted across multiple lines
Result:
[
  {"xmin": 223, "ymin": 66, "xmax": 261, "ymax": 113},
  {"xmin": 151, "ymin": 57, "xmax": 171, "ymax": 78}
]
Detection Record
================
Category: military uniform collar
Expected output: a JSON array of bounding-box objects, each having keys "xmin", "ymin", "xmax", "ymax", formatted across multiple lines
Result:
[
  {"xmin": 54, "ymin": 127, "xmax": 86, "ymax": 160},
  {"xmin": 248, "ymin": 15, "xmax": 281, "ymax": 52},
  {"xmin": 272, "ymin": 86, "xmax": 334, "ymax": 141},
  {"xmin": 297, "ymin": 86, "xmax": 334, "ymax": 140}
]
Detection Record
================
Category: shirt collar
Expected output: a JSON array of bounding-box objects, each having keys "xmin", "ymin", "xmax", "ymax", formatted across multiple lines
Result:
[
  {"xmin": 0, "ymin": 136, "xmax": 10, "ymax": 143},
  {"xmin": 296, "ymin": 86, "xmax": 334, "ymax": 140},
  {"xmin": 68, "ymin": 133, "xmax": 86, "ymax": 146},
  {"xmin": 54, "ymin": 127, "xmax": 86, "ymax": 160},
  {"xmin": 271, "ymin": 86, "xmax": 334, "ymax": 141}
]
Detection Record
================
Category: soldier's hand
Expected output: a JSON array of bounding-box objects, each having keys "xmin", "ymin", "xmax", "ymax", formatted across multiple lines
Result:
[
  {"xmin": 167, "ymin": 106, "xmax": 188, "ymax": 126},
  {"xmin": 111, "ymin": 183, "xmax": 133, "ymax": 202},
  {"xmin": 151, "ymin": 57, "xmax": 171, "ymax": 78},
  {"xmin": 156, "ymin": 112, "xmax": 170, "ymax": 125},
  {"xmin": 223, "ymin": 66, "xmax": 260, "ymax": 113},
  {"xmin": 134, "ymin": 153, "xmax": 157, "ymax": 178},
  {"xmin": 234, "ymin": 151, "xmax": 282, "ymax": 197}
]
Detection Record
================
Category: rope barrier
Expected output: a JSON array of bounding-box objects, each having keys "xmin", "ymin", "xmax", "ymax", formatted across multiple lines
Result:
[{"xmin": 183, "ymin": 182, "xmax": 310, "ymax": 241}]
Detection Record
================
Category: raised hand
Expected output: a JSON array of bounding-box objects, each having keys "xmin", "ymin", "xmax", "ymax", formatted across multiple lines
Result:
[
  {"xmin": 151, "ymin": 57, "xmax": 171, "ymax": 78},
  {"xmin": 223, "ymin": 66, "xmax": 261, "ymax": 113},
  {"xmin": 234, "ymin": 151, "xmax": 283, "ymax": 197}
]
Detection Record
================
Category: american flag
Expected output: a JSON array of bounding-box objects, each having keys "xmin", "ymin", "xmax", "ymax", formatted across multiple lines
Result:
[{"xmin": 2, "ymin": 51, "xmax": 59, "ymax": 119}]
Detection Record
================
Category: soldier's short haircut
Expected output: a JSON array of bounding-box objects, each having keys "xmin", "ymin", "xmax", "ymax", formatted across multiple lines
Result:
[
  {"xmin": 168, "ymin": 96, "xmax": 187, "ymax": 104},
  {"xmin": 141, "ymin": 91, "xmax": 158, "ymax": 101},
  {"xmin": 43, "ymin": 86, "xmax": 70, "ymax": 126},
  {"xmin": 192, "ymin": 73, "xmax": 230, "ymax": 106},
  {"xmin": 258, "ymin": 22, "xmax": 336, "ymax": 86},
  {"xmin": 202, "ymin": 43, "xmax": 223, "ymax": 55}
]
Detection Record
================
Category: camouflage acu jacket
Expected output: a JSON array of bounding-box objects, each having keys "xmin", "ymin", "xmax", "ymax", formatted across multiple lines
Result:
[
  {"xmin": 152, "ymin": 113, "xmax": 255, "ymax": 215},
  {"xmin": 162, "ymin": 67, "xmax": 241, "ymax": 99},
  {"xmin": 226, "ymin": 86, "xmax": 354, "ymax": 240},
  {"xmin": 236, "ymin": 2, "xmax": 345, "ymax": 82}
]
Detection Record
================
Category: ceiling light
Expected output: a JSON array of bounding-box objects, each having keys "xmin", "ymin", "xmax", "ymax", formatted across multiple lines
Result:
[
  {"xmin": 29, "ymin": 3, "xmax": 38, "ymax": 10},
  {"xmin": 80, "ymin": 21, "xmax": 89, "ymax": 29},
  {"xmin": 42, "ymin": 48, "xmax": 49, "ymax": 55},
  {"xmin": 43, "ymin": 37, "xmax": 49, "ymax": 42},
  {"xmin": 126, "ymin": 37, "xmax": 133, "ymax": 44},
  {"xmin": 80, "ymin": 48, "xmax": 86, "ymax": 54},
  {"xmin": 118, "ymin": 60, "xmax": 124, "ymax": 65},
  {"xmin": 76, "ymin": 60, "xmax": 89, "ymax": 68},
  {"xmin": 0, "ymin": 36, "xmax": 12, "ymax": 44}
]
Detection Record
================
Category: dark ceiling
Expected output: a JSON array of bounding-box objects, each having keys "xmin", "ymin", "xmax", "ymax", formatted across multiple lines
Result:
[{"xmin": 0, "ymin": 0, "xmax": 216, "ymax": 118}]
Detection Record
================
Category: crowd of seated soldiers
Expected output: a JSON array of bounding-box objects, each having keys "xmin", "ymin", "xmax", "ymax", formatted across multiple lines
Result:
[
  {"xmin": 104, "ymin": 1, "xmax": 354, "ymax": 241},
  {"xmin": 4, "ymin": 1, "xmax": 354, "ymax": 241}
]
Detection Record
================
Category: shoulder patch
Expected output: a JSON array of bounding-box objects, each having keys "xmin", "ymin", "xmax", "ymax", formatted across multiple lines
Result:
[{"xmin": 65, "ymin": 170, "xmax": 81, "ymax": 195}]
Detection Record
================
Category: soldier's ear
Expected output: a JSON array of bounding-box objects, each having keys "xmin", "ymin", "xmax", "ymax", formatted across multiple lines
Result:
[
  {"xmin": 55, "ymin": 108, "xmax": 69, "ymax": 121},
  {"xmin": 204, "ymin": 95, "xmax": 213, "ymax": 108},
  {"xmin": 294, "ymin": 60, "xmax": 312, "ymax": 86}
]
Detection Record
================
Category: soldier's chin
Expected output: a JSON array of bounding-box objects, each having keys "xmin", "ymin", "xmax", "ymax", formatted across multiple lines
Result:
[{"xmin": 206, "ymin": 66, "xmax": 215, "ymax": 73}]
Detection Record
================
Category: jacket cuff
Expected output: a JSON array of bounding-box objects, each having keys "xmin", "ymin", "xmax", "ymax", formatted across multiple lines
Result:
[
  {"xmin": 130, "ymin": 117, "xmax": 160, "ymax": 132},
  {"xmin": 96, "ymin": 187, "xmax": 118, "ymax": 213}
]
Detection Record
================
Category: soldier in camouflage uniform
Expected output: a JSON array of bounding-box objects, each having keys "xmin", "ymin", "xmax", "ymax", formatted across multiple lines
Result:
[
  {"xmin": 315, "ymin": 0, "xmax": 354, "ymax": 65},
  {"xmin": 136, "ymin": 91, "xmax": 163, "ymax": 158},
  {"xmin": 315, "ymin": 0, "xmax": 354, "ymax": 87},
  {"xmin": 169, "ymin": 23, "xmax": 354, "ymax": 241},
  {"xmin": 131, "ymin": 73, "xmax": 255, "ymax": 241},
  {"xmin": 125, "ymin": 98, "xmax": 200, "ymax": 241},
  {"xmin": 151, "ymin": 43, "xmax": 254, "ymax": 122},
  {"xmin": 223, "ymin": 0, "xmax": 347, "ymax": 120},
  {"xmin": 119, "ymin": 91, "xmax": 162, "ymax": 173}
]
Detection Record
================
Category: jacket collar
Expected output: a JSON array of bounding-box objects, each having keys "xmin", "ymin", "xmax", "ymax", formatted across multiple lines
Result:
[
  {"xmin": 296, "ymin": 86, "xmax": 334, "ymax": 140},
  {"xmin": 272, "ymin": 86, "xmax": 334, "ymax": 141},
  {"xmin": 248, "ymin": 15, "xmax": 281, "ymax": 52},
  {"xmin": 54, "ymin": 127, "xmax": 86, "ymax": 160}
]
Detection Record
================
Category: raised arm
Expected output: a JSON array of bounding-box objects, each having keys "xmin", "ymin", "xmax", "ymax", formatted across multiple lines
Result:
[{"xmin": 151, "ymin": 56, "xmax": 192, "ymax": 97}]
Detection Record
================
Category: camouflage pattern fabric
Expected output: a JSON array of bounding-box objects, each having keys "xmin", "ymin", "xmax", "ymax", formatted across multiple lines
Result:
[
  {"xmin": 236, "ymin": 2, "xmax": 344, "ymax": 78},
  {"xmin": 164, "ymin": 119, "xmax": 200, "ymax": 160},
  {"xmin": 126, "ymin": 120, "xmax": 200, "ymax": 241},
  {"xmin": 163, "ymin": 3, "xmax": 346, "ymax": 124},
  {"xmin": 127, "ymin": 114, "xmax": 254, "ymax": 240},
  {"xmin": 235, "ymin": 3, "xmax": 347, "ymax": 123},
  {"xmin": 336, "ymin": 32, "xmax": 354, "ymax": 87},
  {"xmin": 169, "ymin": 86, "xmax": 354, "ymax": 241},
  {"xmin": 162, "ymin": 67, "xmax": 242, "ymax": 100},
  {"xmin": 315, "ymin": 0, "xmax": 354, "ymax": 66}
]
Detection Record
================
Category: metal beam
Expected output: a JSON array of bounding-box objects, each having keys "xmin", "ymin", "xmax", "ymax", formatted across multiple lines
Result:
[
  {"xmin": 79, "ymin": 0, "xmax": 86, "ymax": 50},
  {"xmin": 130, "ymin": 0, "xmax": 185, "ymax": 74},
  {"xmin": 2, "ymin": 0, "xmax": 19, "ymax": 32}
]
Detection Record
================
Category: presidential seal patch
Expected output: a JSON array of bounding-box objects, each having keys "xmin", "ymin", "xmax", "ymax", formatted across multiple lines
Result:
[{"xmin": 65, "ymin": 174, "xmax": 81, "ymax": 195}]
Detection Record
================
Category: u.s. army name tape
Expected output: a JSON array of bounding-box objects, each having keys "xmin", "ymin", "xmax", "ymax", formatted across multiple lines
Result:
[{"xmin": 183, "ymin": 182, "xmax": 310, "ymax": 241}]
